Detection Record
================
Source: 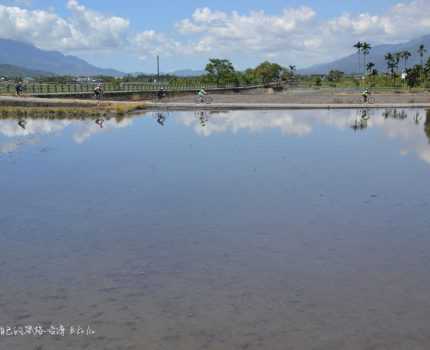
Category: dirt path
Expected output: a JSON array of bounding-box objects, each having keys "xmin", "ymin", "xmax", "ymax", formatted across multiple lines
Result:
[{"xmin": 1, "ymin": 91, "xmax": 430, "ymax": 109}]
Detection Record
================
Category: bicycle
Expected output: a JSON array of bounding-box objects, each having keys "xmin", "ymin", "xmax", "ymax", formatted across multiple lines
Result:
[
  {"xmin": 355, "ymin": 96, "xmax": 376, "ymax": 104},
  {"xmin": 153, "ymin": 90, "xmax": 168, "ymax": 103},
  {"xmin": 193, "ymin": 95, "xmax": 213, "ymax": 104},
  {"xmin": 94, "ymin": 90, "xmax": 104, "ymax": 102}
]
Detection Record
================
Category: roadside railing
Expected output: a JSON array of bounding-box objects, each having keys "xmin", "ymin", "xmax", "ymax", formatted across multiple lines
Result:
[{"xmin": 0, "ymin": 81, "xmax": 274, "ymax": 96}]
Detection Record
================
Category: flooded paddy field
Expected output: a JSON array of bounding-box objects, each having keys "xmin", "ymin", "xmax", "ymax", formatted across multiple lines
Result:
[{"xmin": 1, "ymin": 109, "xmax": 430, "ymax": 350}]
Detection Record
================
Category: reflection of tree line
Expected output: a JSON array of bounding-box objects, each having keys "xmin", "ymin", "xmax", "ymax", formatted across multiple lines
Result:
[
  {"xmin": 425, "ymin": 110, "xmax": 430, "ymax": 144},
  {"xmin": 9, "ymin": 109, "xmax": 430, "ymax": 145},
  {"xmin": 349, "ymin": 108, "xmax": 430, "ymax": 144},
  {"xmin": 382, "ymin": 109, "xmax": 408, "ymax": 120}
]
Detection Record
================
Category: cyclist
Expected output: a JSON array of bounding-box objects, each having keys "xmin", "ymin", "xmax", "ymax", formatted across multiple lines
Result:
[
  {"xmin": 197, "ymin": 88, "xmax": 207, "ymax": 103},
  {"xmin": 157, "ymin": 87, "xmax": 167, "ymax": 100},
  {"xmin": 94, "ymin": 84, "xmax": 103, "ymax": 100},
  {"xmin": 362, "ymin": 88, "xmax": 370, "ymax": 103},
  {"xmin": 15, "ymin": 81, "xmax": 23, "ymax": 96}
]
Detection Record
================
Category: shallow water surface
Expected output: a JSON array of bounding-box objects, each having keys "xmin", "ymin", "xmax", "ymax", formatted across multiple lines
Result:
[{"xmin": 1, "ymin": 109, "xmax": 430, "ymax": 350}]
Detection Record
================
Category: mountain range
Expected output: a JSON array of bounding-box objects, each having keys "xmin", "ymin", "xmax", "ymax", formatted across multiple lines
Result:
[
  {"xmin": 0, "ymin": 39, "xmax": 124, "ymax": 77},
  {"xmin": 0, "ymin": 64, "xmax": 54, "ymax": 78},
  {"xmin": 171, "ymin": 69, "xmax": 206, "ymax": 77},
  {"xmin": 1, "ymin": 35, "xmax": 430, "ymax": 77},
  {"xmin": 300, "ymin": 34, "xmax": 430, "ymax": 75}
]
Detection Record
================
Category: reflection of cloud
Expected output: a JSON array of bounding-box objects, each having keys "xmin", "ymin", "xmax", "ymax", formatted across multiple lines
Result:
[
  {"xmin": 0, "ymin": 142, "xmax": 18, "ymax": 154},
  {"xmin": 0, "ymin": 118, "xmax": 135, "ymax": 155},
  {"xmin": 177, "ymin": 109, "xmax": 372, "ymax": 137},
  {"xmin": 73, "ymin": 118, "xmax": 134, "ymax": 144},
  {"xmin": 176, "ymin": 109, "xmax": 430, "ymax": 166},
  {"xmin": 0, "ymin": 119, "xmax": 71, "ymax": 137},
  {"xmin": 177, "ymin": 111, "xmax": 313, "ymax": 137}
]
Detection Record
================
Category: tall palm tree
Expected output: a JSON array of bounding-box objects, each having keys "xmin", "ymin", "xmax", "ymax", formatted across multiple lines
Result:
[
  {"xmin": 385, "ymin": 53, "xmax": 397, "ymax": 85},
  {"xmin": 353, "ymin": 41, "xmax": 363, "ymax": 75},
  {"xmin": 394, "ymin": 52, "xmax": 402, "ymax": 74},
  {"xmin": 361, "ymin": 42, "xmax": 372, "ymax": 75},
  {"xmin": 385, "ymin": 53, "xmax": 394, "ymax": 74},
  {"xmin": 401, "ymin": 50, "xmax": 412, "ymax": 71},
  {"xmin": 418, "ymin": 44, "xmax": 427, "ymax": 67}
]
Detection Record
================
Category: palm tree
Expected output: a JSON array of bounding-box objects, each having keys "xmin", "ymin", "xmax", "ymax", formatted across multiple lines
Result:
[
  {"xmin": 418, "ymin": 44, "xmax": 427, "ymax": 67},
  {"xmin": 353, "ymin": 41, "xmax": 363, "ymax": 75},
  {"xmin": 425, "ymin": 57, "xmax": 430, "ymax": 78},
  {"xmin": 394, "ymin": 52, "xmax": 402, "ymax": 74},
  {"xmin": 385, "ymin": 53, "xmax": 397, "ymax": 85},
  {"xmin": 361, "ymin": 42, "xmax": 372, "ymax": 75},
  {"xmin": 289, "ymin": 65, "xmax": 296, "ymax": 75},
  {"xmin": 400, "ymin": 50, "xmax": 412, "ymax": 71}
]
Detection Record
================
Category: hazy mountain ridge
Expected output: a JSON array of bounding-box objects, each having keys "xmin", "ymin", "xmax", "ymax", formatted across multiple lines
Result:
[
  {"xmin": 300, "ymin": 34, "xmax": 430, "ymax": 74},
  {"xmin": 171, "ymin": 69, "xmax": 206, "ymax": 77},
  {"xmin": 0, "ymin": 39, "xmax": 124, "ymax": 77},
  {"xmin": 0, "ymin": 64, "xmax": 54, "ymax": 78}
]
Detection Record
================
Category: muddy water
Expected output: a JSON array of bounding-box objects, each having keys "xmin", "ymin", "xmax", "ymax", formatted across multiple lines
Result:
[{"xmin": 1, "ymin": 109, "xmax": 430, "ymax": 350}]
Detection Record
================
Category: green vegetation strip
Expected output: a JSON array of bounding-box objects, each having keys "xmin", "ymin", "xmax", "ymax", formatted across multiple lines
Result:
[{"xmin": 0, "ymin": 103, "xmax": 146, "ymax": 119}]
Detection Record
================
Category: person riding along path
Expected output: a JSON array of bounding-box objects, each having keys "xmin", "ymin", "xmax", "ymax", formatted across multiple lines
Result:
[
  {"xmin": 362, "ymin": 88, "xmax": 370, "ymax": 103},
  {"xmin": 94, "ymin": 84, "xmax": 103, "ymax": 99},
  {"xmin": 197, "ymin": 88, "xmax": 207, "ymax": 102},
  {"xmin": 15, "ymin": 81, "xmax": 24, "ymax": 96}
]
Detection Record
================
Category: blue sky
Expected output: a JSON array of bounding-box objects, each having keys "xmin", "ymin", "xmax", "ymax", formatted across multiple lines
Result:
[{"xmin": 1, "ymin": 0, "xmax": 429, "ymax": 73}]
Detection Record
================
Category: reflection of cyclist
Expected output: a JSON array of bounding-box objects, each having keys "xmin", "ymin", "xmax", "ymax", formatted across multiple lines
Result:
[
  {"xmin": 362, "ymin": 89, "xmax": 370, "ymax": 103},
  {"xmin": 156, "ymin": 112, "xmax": 166, "ymax": 126},
  {"xmin": 18, "ymin": 118, "xmax": 27, "ymax": 129},
  {"xmin": 197, "ymin": 88, "xmax": 207, "ymax": 103},
  {"xmin": 95, "ymin": 118, "xmax": 104, "ymax": 128},
  {"xmin": 361, "ymin": 109, "xmax": 370, "ymax": 121},
  {"xmin": 196, "ymin": 111, "xmax": 208, "ymax": 127}
]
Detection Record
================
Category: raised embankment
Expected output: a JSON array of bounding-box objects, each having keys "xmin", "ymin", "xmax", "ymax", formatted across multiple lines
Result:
[{"xmin": 2, "ymin": 95, "xmax": 430, "ymax": 111}]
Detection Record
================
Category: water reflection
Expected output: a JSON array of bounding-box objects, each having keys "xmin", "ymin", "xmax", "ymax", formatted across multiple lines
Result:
[
  {"xmin": 1, "ymin": 108, "xmax": 430, "ymax": 350},
  {"xmin": 1, "ymin": 109, "xmax": 430, "ymax": 165},
  {"xmin": 351, "ymin": 109, "xmax": 371, "ymax": 131},
  {"xmin": 383, "ymin": 109, "xmax": 408, "ymax": 120},
  {"xmin": 95, "ymin": 118, "xmax": 105, "ymax": 128},
  {"xmin": 153, "ymin": 112, "xmax": 168, "ymax": 126},
  {"xmin": 18, "ymin": 118, "xmax": 27, "ymax": 130},
  {"xmin": 425, "ymin": 111, "xmax": 430, "ymax": 144}
]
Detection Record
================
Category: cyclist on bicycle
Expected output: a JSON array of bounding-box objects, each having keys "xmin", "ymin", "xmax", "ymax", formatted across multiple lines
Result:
[
  {"xmin": 362, "ymin": 88, "xmax": 370, "ymax": 103},
  {"xmin": 94, "ymin": 84, "xmax": 103, "ymax": 100},
  {"xmin": 157, "ymin": 87, "xmax": 167, "ymax": 100},
  {"xmin": 15, "ymin": 81, "xmax": 23, "ymax": 96},
  {"xmin": 197, "ymin": 88, "xmax": 207, "ymax": 103}
]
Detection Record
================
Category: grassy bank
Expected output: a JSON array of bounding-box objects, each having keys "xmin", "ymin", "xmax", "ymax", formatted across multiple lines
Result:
[{"xmin": 0, "ymin": 103, "xmax": 146, "ymax": 119}]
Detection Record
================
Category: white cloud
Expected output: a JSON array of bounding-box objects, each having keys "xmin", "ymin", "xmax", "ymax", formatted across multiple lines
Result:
[
  {"xmin": 146, "ymin": 0, "xmax": 430, "ymax": 66},
  {"xmin": 134, "ymin": 30, "xmax": 183, "ymax": 59},
  {"xmin": 1, "ymin": 0, "xmax": 430, "ymax": 67},
  {"xmin": 0, "ymin": 0, "xmax": 129, "ymax": 51},
  {"xmin": 173, "ymin": 6, "xmax": 318, "ymax": 58}
]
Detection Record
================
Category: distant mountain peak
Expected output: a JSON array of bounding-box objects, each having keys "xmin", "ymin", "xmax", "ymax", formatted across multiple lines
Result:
[
  {"xmin": 0, "ymin": 39, "xmax": 124, "ymax": 76},
  {"xmin": 299, "ymin": 34, "xmax": 430, "ymax": 75}
]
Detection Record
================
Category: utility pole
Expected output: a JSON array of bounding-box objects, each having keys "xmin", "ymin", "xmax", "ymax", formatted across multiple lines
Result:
[{"xmin": 157, "ymin": 55, "xmax": 160, "ymax": 81}]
